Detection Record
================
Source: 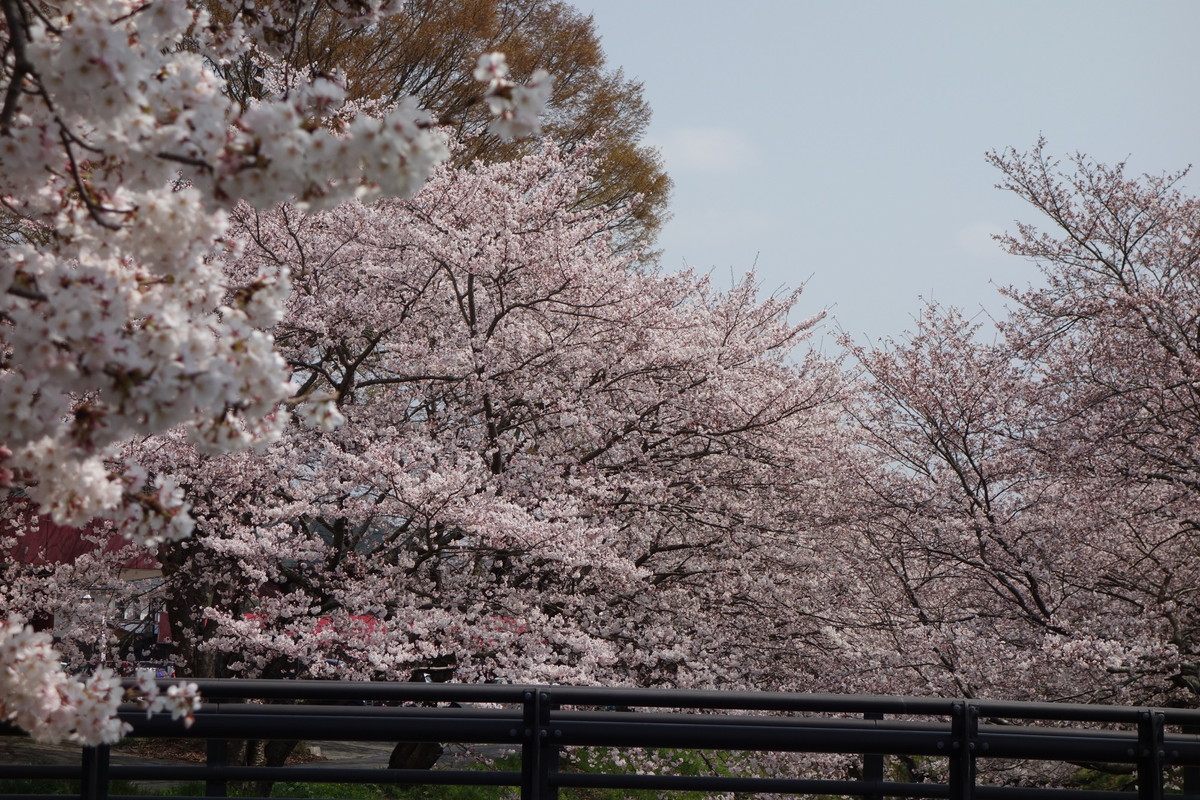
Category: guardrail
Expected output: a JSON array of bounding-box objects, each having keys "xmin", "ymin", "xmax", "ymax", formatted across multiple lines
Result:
[{"xmin": 3, "ymin": 679, "xmax": 1200, "ymax": 800}]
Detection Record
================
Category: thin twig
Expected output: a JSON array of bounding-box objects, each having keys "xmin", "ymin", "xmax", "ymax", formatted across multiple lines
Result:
[
  {"xmin": 58, "ymin": 128, "xmax": 126, "ymax": 230},
  {"xmin": 0, "ymin": 0, "xmax": 33, "ymax": 133},
  {"xmin": 156, "ymin": 150, "xmax": 214, "ymax": 172},
  {"xmin": 6, "ymin": 283, "xmax": 48, "ymax": 302}
]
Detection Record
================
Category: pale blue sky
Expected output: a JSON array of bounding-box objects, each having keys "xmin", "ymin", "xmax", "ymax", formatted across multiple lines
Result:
[{"xmin": 582, "ymin": 1, "xmax": 1200, "ymax": 345}]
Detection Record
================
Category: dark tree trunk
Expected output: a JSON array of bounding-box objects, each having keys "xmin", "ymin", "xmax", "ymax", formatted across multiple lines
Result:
[{"xmin": 388, "ymin": 741, "xmax": 443, "ymax": 770}]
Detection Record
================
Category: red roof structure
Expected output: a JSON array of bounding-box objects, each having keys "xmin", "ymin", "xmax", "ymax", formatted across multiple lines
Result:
[{"xmin": 0, "ymin": 497, "xmax": 159, "ymax": 571}]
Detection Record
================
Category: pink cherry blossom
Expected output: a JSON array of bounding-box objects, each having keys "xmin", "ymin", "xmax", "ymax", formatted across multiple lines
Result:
[
  {"xmin": 139, "ymin": 140, "xmax": 844, "ymax": 689},
  {"xmin": 1, "ymin": 0, "xmax": 553, "ymax": 743}
]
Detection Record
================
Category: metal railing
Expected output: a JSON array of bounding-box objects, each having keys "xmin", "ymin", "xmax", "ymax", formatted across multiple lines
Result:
[{"xmin": 3, "ymin": 679, "xmax": 1200, "ymax": 800}]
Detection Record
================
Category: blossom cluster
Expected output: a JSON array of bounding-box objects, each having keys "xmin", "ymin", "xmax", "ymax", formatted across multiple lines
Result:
[
  {"xmin": 0, "ymin": 615, "xmax": 198, "ymax": 745},
  {"xmin": 474, "ymin": 52, "xmax": 555, "ymax": 139},
  {"xmin": 1, "ymin": 0, "xmax": 551, "ymax": 746},
  {"xmin": 136, "ymin": 142, "xmax": 842, "ymax": 693},
  {"xmin": 1, "ymin": 0, "xmax": 553, "ymax": 539}
]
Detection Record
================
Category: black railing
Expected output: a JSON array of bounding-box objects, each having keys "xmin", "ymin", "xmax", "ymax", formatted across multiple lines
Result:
[{"xmin": 3, "ymin": 679, "xmax": 1200, "ymax": 800}]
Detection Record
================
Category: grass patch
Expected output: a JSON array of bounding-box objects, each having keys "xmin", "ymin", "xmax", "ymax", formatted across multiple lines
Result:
[
  {"xmin": 0, "ymin": 778, "xmax": 496, "ymax": 799},
  {"xmin": 0, "ymin": 778, "xmax": 196, "ymax": 796}
]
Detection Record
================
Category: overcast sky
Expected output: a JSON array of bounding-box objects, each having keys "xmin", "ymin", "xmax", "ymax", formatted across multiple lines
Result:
[{"xmin": 581, "ymin": 1, "xmax": 1200, "ymax": 347}]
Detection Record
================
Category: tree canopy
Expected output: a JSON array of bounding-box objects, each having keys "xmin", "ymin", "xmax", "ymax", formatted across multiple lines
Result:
[
  {"xmin": 0, "ymin": 0, "xmax": 553, "ymax": 744},
  {"xmin": 145, "ymin": 140, "xmax": 842, "ymax": 688},
  {"xmin": 5, "ymin": 0, "xmax": 1200, "ymax": 768},
  {"xmin": 213, "ymin": 0, "xmax": 671, "ymax": 257}
]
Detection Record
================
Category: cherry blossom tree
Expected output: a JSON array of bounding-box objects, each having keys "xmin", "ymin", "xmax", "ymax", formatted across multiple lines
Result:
[
  {"xmin": 143, "ymin": 141, "xmax": 845, "ymax": 692},
  {"xmin": 1, "ymin": 0, "xmax": 551, "ymax": 744},
  {"xmin": 993, "ymin": 141, "xmax": 1200, "ymax": 698},
  {"xmin": 801, "ymin": 147, "xmax": 1200, "ymax": 771},
  {"xmin": 829, "ymin": 307, "xmax": 1182, "ymax": 705},
  {"xmin": 992, "ymin": 140, "xmax": 1200, "ymax": 499}
]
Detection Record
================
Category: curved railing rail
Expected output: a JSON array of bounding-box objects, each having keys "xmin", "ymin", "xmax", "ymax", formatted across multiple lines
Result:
[{"xmin": 3, "ymin": 679, "xmax": 1200, "ymax": 800}]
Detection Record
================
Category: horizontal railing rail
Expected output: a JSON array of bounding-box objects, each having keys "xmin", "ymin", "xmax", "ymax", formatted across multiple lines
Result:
[{"xmin": 2, "ymin": 680, "xmax": 1199, "ymax": 800}]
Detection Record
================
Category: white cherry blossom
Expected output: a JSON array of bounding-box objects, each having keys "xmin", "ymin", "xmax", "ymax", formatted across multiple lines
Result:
[{"xmin": 1, "ymin": 0, "xmax": 553, "ymax": 744}]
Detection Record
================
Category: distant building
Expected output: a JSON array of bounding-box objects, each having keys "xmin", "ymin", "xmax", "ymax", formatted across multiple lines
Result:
[{"xmin": 1, "ymin": 496, "xmax": 172, "ymax": 664}]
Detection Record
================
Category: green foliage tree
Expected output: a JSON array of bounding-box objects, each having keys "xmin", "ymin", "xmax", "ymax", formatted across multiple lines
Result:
[{"xmin": 213, "ymin": 0, "xmax": 671, "ymax": 258}]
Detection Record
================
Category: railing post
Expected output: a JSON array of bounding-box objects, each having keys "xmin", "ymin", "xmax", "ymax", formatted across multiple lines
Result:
[
  {"xmin": 538, "ymin": 689, "xmax": 559, "ymax": 800},
  {"xmin": 521, "ymin": 690, "xmax": 537, "ymax": 800},
  {"xmin": 948, "ymin": 702, "xmax": 976, "ymax": 800},
  {"xmin": 80, "ymin": 745, "xmax": 109, "ymax": 800},
  {"xmin": 1137, "ymin": 710, "xmax": 1165, "ymax": 800},
  {"xmin": 206, "ymin": 738, "xmax": 229, "ymax": 798},
  {"xmin": 520, "ymin": 688, "xmax": 558, "ymax": 800},
  {"xmin": 1184, "ymin": 725, "xmax": 1199, "ymax": 800},
  {"xmin": 863, "ymin": 711, "xmax": 884, "ymax": 800}
]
